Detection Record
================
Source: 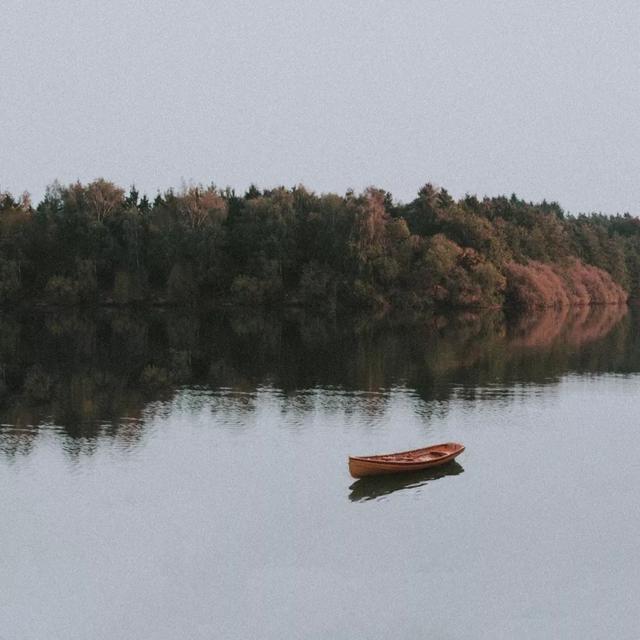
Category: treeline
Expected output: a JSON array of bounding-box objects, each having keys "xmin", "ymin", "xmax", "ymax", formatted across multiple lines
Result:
[{"xmin": 0, "ymin": 180, "xmax": 636, "ymax": 310}]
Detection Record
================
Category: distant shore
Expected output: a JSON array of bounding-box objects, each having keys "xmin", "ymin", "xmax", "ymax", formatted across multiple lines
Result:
[{"xmin": 0, "ymin": 181, "xmax": 635, "ymax": 311}]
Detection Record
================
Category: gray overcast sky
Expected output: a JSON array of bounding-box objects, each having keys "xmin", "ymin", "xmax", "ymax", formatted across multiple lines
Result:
[{"xmin": 1, "ymin": 0, "xmax": 638, "ymax": 213}]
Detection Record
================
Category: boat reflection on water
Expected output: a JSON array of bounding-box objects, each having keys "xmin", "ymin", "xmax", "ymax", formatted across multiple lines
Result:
[{"xmin": 348, "ymin": 461, "xmax": 464, "ymax": 503}]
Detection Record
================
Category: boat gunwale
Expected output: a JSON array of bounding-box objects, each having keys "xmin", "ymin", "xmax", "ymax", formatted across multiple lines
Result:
[{"xmin": 348, "ymin": 443, "xmax": 465, "ymax": 466}]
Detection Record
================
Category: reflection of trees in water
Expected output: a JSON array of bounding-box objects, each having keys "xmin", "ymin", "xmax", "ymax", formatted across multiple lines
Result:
[
  {"xmin": 509, "ymin": 304, "xmax": 628, "ymax": 349},
  {"xmin": 0, "ymin": 425, "xmax": 37, "ymax": 459},
  {"xmin": 0, "ymin": 305, "xmax": 636, "ymax": 457}
]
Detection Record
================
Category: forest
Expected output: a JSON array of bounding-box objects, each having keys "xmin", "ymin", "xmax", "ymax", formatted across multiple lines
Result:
[{"xmin": 0, "ymin": 180, "xmax": 636, "ymax": 311}]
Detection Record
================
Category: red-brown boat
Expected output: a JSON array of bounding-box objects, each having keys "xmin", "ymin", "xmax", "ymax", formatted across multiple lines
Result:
[{"xmin": 348, "ymin": 442, "xmax": 465, "ymax": 478}]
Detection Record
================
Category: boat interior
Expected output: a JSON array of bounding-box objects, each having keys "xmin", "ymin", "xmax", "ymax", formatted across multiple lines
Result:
[{"xmin": 365, "ymin": 445, "xmax": 461, "ymax": 462}]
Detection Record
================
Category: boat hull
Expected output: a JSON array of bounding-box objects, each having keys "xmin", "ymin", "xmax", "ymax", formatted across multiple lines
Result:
[{"xmin": 348, "ymin": 442, "xmax": 465, "ymax": 478}]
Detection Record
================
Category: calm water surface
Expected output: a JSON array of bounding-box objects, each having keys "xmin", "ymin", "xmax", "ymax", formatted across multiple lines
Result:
[{"xmin": 1, "ymin": 306, "xmax": 639, "ymax": 639}]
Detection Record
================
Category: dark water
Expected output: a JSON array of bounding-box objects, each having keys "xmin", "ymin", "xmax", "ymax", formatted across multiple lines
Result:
[{"xmin": 1, "ymin": 305, "xmax": 639, "ymax": 639}]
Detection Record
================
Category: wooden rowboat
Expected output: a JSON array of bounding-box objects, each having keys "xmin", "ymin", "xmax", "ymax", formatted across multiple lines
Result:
[{"xmin": 348, "ymin": 442, "xmax": 465, "ymax": 478}]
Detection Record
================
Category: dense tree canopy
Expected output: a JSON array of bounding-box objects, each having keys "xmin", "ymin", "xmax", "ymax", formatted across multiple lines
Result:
[{"xmin": 0, "ymin": 180, "xmax": 635, "ymax": 310}]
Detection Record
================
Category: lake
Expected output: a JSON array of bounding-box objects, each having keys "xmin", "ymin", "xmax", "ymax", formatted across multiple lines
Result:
[{"xmin": 1, "ymin": 305, "xmax": 639, "ymax": 639}]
